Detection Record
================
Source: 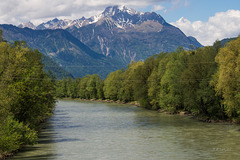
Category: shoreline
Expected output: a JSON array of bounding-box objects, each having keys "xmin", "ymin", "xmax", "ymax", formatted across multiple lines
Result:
[
  {"xmin": 59, "ymin": 98, "xmax": 141, "ymax": 107},
  {"xmin": 59, "ymin": 98, "xmax": 235, "ymax": 125},
  {"xmin": 0, "ymin": 114, "xmax": 53, "ymax": 160}
]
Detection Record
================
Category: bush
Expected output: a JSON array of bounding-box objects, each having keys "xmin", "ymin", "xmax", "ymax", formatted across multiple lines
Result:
[{"xmin": 0, "ymin": 116, "xmax": 37, "ymax": 155}]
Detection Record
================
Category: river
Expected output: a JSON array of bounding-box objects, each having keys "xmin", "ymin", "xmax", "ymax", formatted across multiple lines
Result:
[{"xmin": 11, "ymin": 100, "xmax": 240, "ymax": 160}]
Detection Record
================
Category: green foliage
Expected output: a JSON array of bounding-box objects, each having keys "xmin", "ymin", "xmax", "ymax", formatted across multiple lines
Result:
[
  {"xmin": 0, "ymin": 116, "xmax": 37, "ymax": 154},
  {"xmin": 55, "ymin": 74, "xmax": 104, "ymax": 100},
  {"xmin": 118, "ymin": 61, "xmax": 143, "ymax": 102},
  {"xmin": 181, "ymin": 46, "xmax": 222, "ymax": 117},
  {"xmin": 0, "ymin": 32, "xmax": 55, "ymax": 155},
  {"xmin": 214, "ymin": 36, "xmax": 240, "ymax": 118},
  {"xmin": 159, "ymin": 50, "xmax": 187, "ymax": 113},
  {"xmin": 148, "ymin": 53, "xmax": 170, "ymax": 110},
  {"xmin": 132, "ymin": 56, "xmax": 157, "ymax": 109},
  {"xmin": 86, "ymin": 74, "xmax": 104, "ymax": 99},
  {"xmin": 55, "ymin": 35, "xmax": 240, "ymax": 122},
  {"xmin": 104, "ymin": 70, "xmax": 123, "ymax": 101}
]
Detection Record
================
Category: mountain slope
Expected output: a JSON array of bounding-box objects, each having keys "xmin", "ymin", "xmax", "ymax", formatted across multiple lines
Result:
[
  {"xmin": 220, "ymin": 37, "xmax": 237, "ymax": 47},
  {"xmin": 66, "ymin": 6, "xmax": 202, "ymax": 64},
  {"xmin": 12, "ymin": 5, "xmax": 203, "ymax": 78},
  {"xmin": 0, "ymin": 24, "xmax": 120, "ymax": 78},
  {"xmin": 42, "ymin": 54, "xmax": 73, "ymax": 79}
]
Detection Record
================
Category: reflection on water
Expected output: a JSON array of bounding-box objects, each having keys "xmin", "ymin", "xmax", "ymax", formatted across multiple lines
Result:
[{"xmin": 11, "ymin": 100, "xmax": 240, "ymax": 160}]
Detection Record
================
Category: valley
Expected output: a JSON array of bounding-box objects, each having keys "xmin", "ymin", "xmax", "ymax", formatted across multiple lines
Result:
[{"xmin": 0, "ymin": 5, "xmax": 202, "ymax": 78}]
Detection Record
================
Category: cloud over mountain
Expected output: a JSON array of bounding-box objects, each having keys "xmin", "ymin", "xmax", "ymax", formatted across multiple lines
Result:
[
  {"xmin": 171, "ymin": 10, "xmax": 240, "ymax": 46},
  {"xmin": 0, "ymin": 0, "xmax": 176, "ymax": 25}
]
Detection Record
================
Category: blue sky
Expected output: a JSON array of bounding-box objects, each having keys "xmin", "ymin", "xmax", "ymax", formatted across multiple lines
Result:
[
  {"xmin": 152, "ymin": 0, "xmax": 240, "ymax": 22},
  {"xmin": 0, "ymin": 0, "xmax": 239, "ymax": 45},
  {"xmin": 141, "ymin": 0, "xmax": 240, "ymax": 45}
]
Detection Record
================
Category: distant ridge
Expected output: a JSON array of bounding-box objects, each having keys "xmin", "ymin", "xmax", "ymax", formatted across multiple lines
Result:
[{"xmin": 220, "ymin": 37, "xmax": 237, "ymax": 47}]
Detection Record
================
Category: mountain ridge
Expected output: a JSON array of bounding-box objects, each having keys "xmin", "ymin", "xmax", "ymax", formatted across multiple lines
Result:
[
  {"xmin": 18, "ymin": 5, "xmax": 172, "ymax": 31},
  {"xmin": 3, "ymin": 5, "xmax": 203, "ymax": 78},
  {"xmin": 0, "ymin": 24, "xmax": 120, "ymax": 78}
]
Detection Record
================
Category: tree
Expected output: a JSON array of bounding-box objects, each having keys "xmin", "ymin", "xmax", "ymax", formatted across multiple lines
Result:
[
  {"xmin": 94, "ymin": 75, "xmax": 104, "ymax": 99},
  {"xmin": 104, "ymin": 69, "xmax": 123, "ymax": 101},
  {"xmin": 158, "ymin": 50, "xmax": 187, "ymax": 112},
  {"xmin": 86, "ymin": 74, "xmax": 104, "ymax": 99},
  {"xmin": 55, "ymin": 79, "xmax": 68, "ymax": 98},
  {"xmin": 79, "ymin": 75, "xmax": 91, "ymax": 99},
  {"xmin": 0, "ymin": 116, "xmax": 37, "ymax": 154},
  {"xmin": 182, "ymin": 46, "xmax": 221, "ymax": 117},
  {"xmin": 133, "ymin": 56, "xmax": 157, "ymax": 109},
  {"xmin": 0, "ymin": 38, "xmax": 55, "ymax": 155},
  {"xmin": 148, "ymin": 53, "xmax": 170, "ymax": 109},
  {"xmin": 214, "ymin": 36, "xmax": 240, "ymax": 119},
  {"xmin": 118, "ymin": 61, "xmax": 143, "ymax": 102}
]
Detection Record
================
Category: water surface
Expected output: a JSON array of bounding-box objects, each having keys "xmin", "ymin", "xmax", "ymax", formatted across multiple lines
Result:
[{"xmin": 11, "ymin": 100, "xmax": 240, "ymax": 160}]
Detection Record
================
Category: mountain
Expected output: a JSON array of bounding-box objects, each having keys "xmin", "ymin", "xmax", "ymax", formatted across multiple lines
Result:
[
  {"xmin": 18, "ymin": 21, "xmax": 36, "ymax": 30},
  {"xmin": 42, "ymin": 54, "xmax": 73, "ymax": 79},
  {"xmin": 220, "ymin": 37, "xmax": 237, "ymax": 47},
  {"xmin": 65, "ymin": 5, "xmax": 202, "ymax": 64},
  {"xmin": 6, "ymin": 5, "xmax": 203, "ymax": 78},
  {"xmin": 0, "ymin": 24, "xmax": 120, "ymax": 78},
  {"xmin": 36, "ymin": 18, "xmax": 73, "ymax": 30}
]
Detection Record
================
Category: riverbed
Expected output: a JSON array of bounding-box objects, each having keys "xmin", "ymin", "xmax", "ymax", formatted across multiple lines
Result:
[{"xmin": 11, "ymin": 100, "xmax": 240, "ymax": 160}]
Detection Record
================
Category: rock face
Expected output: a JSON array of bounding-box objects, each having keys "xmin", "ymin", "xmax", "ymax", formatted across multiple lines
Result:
[{"xmin": 5, "ymin": 5, "xmax": 203, "ymax": 78}]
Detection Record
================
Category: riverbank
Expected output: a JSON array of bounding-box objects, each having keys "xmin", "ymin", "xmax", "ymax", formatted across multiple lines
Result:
[
  {"xmin": 0, "ymin": 115, "xmax": 53, "ymax": 160},
  {"xmin": 59, "ymin": 98, "xmax": 235, "ymax": 125},
  {"xmin": 60, "ymin": 98, "xmax": 141, "ymax": 107},
  {"xmin": 0, "ymin": 153, "xmax": 14, "ymax": 160},
  {"xmin": 158, "ymin": 109, "xmax": 233, "ymax": 124}
]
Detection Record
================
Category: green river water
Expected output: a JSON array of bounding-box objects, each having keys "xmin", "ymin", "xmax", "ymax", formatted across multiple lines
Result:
[{"xmin": 11, "ymin": 100, "xmax": 240, "ymax": 160}]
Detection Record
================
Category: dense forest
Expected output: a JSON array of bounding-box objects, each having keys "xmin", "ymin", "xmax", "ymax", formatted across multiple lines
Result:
[
  {"xmin": 56, "ymin": 36, "xmax": 240, "ymax": 122},
  {"xmin": 0, "ymin": 30, "xmax": 55, "ymax": 158}
]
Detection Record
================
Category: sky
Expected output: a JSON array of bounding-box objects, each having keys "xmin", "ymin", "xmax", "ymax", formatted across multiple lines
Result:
[{"xmin": 0, "ymin": 0, "xmax": 240, "ymax": 46}]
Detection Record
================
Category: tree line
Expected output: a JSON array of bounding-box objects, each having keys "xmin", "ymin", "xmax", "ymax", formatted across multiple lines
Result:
[
  {"xmin": 0, "ymin": 31, "xmax": 55, "ymax": 158},
  {"xmin": 56, "ymin": 36, "xmax": 240, "ymax": 122}
]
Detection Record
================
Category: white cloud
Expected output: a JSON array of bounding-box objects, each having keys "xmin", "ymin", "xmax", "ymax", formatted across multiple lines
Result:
[
  {"xmin": 152, "ymin": 5, "xmax": 165, "ymax": 12},
  {"xmin": 0, "ymin": 0, "xmax": 175, "ymax": 25},
  {"xmin": 171, "ymin": 10, "xmax": 240, "ymax": 46}
]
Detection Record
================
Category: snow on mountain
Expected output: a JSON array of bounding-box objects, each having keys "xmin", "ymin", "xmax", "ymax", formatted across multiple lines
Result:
[
  {"xmin": 18, "ymin": 21, "xmax": 36, "ymax": 29},
  {"xmin": 19, "ymin": 5, "xmax": 167, "ymax": 30},
  {"xmin": 102, "ymin": 5, "xmax": 141, "ymax": 17},
  {"xmin": 36, "ymin": 18, "xmax": 73, "ymax": 30}
]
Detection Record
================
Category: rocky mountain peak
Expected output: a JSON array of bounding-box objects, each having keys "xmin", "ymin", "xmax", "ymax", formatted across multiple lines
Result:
[
  {"xmin": 36, "ymin": 18, "xmax": 72, "ymax": 30},
  {"xmin": 103, "ymin": 5, "xmax": 141, "ymax": 17},
  {"xmin": 52, "ymin": 18, "xmax": 60, "ymax": 22},
  {"xmin": 18, "ymin": 21, "xmax": 36, "ymax": 29},
  {"xmin": 18, "ymin": 5, "xmax": 168, "ymax": 30},
  {"xmin": 91, "ymin": 5, "xmax": 167, "ymax": 29}
]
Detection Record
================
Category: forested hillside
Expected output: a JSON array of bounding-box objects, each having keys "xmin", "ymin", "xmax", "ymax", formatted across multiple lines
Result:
[
  {"xmin": 0, "ymin": 31, "xmax": 55, "ymax": 158},
  {"xmin": 56, "ymin": 36, "xmax": 240, "ymax": 122}
]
